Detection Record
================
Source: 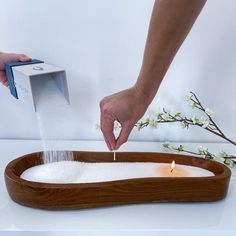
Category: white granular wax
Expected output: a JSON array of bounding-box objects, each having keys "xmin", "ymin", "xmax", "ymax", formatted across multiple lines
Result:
[{"xmin": 20, "ymin": 161, "xmax": 214, "ymax": 184}]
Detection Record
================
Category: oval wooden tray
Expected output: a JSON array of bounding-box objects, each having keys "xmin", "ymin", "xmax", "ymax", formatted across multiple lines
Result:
[{"xmin": 5, "ymin": 151, "xmax": 231, "ymax": 210}]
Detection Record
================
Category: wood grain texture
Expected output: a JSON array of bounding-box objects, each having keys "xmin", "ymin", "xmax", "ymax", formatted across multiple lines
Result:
[{"xmin": 4, "ymin": 151, "xmax": 231, "ymax": 210}]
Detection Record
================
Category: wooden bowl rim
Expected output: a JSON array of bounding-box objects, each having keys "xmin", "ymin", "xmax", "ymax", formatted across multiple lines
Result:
[{"xmin": 5, "ymin": 151, "xmax": 231, "ymax": 189}]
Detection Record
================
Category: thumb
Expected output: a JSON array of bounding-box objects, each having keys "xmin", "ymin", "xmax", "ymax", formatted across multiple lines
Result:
[{"xmin": 115, "ymin": 122, "xmax": 134, "ymax": 150}]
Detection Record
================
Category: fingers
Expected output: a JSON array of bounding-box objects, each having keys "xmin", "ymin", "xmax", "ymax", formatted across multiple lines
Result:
[
  {"xmin": 0, "ymin": 53, "xmax": 31, "ymax": 87},
  {"xmin": 9, "ymin": 53, "xmax": 32, "ymax": 62},
  {"xmin": 100, "ymin": 99, "xmax": 117, "ymax": 150},
  {"xmin": 100, "ymin": 111, "xmax": 116, "ymax": 150},
  {"xmin": 115, "ymin": 122, "xmax": 134, "ymax": 150},
  {"xmin": 0, "ymin": 71, "xmax": 8, "ymax": 87},
  {"xmin": 18, "ymin": 54, "xmax": 32, "ymax": 62}
]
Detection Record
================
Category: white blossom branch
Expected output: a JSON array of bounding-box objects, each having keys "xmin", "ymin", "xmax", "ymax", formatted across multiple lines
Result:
[
  {"xmin": 162, "ymin": 143, "xmax": 236, "ymax": 167},
  {"xmin": 136, "ymin": 92, "xmax": 236, "ymax": 146}
]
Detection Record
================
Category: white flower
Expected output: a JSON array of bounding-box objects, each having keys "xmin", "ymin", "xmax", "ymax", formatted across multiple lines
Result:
[
  {"xmin": 197, "ymin": 116, "xmax": 210, "ymax": 128},
  {"xmin": 205, "ymin": 108, "xmax": 213, "ymax": 117},
  {"xmin": 157, "ymin": 112, "xmax": 163, "ymax": 118},
  {"xmin": 202, "ymin": 119, "xmax": 210, "ymax": 129},
  {"xmin": 191, "ymin": 102, "xmax": 196, "ymax": 109},
  {"xmin": 185, "ymin": 94, "xmax": 193, "ymax": 102},
  {"xmin": 197, "ymin": 145, "xmax": 208, "ymax": 155},
  {"xmin": 149, "ymin": 118, "xmax": 158, "ymax": 128},
  {"xmin": 218, "ymin": 150, "xmax": 230, "ymax": 158},
  {"xmin": 199, "ymin": 117, "xmax": 210, "ymax": 128},
  {"xmin": 144, "ymin": 116, "xmax": 158, "ymax": 128},
  {"xmin": 214, "ymin": 156, "xmax": 225, "ymax": 163},
  {"xmin": 181, "ymin": 121, "xmax": 188, "ymax": 129},
  {"xmin": 185, "ymin": 95, "xmax": 191, "ymax": 101},
  {"xmin": 192, "ymin": 115, "xmax": 198, "ymax": 124},
  {"xmin": 162, "ymin": 112, "xmax": 170, "ymax": 120},
  {"xmin": 224, "ymin": 159, "xmax": 234, "ymax": 167}
]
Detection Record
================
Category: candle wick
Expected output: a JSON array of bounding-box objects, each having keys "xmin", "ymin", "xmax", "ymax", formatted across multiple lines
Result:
[{"xmin": 170, "ymin": 168, "xmax": 174, "ymax": 173}]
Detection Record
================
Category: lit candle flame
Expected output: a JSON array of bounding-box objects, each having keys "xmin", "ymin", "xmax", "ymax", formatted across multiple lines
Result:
[{"xmin": 170, "ymin": 160, "xmax": 175, "ymax": 173}]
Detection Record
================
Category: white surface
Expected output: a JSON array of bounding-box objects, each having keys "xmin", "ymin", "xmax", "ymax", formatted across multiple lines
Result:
[
  {"xmin": 0, "ymin": 140, "xmax": 236, "ymax": 234},
  {"xmin": 20, "ymin": 161, "xmax": 213, "ymax": 184},
  {"xmin": 0, "ymin": 0, "xmax": 236, "ymax": 142}
]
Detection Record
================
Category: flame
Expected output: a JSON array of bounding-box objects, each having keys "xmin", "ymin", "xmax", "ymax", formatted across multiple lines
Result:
[{"xmin": 170, "ymin": 160, "xmax": 175, "ymax": 173}]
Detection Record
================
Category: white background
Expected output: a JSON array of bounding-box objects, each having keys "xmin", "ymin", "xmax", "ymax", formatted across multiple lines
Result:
[{"xmin": 0, "ymin": 0, "xmax": 235, "ymax": 144}]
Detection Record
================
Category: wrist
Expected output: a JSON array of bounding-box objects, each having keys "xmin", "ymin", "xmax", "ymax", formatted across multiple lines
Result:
[
  {"xmin": 133, "ymin": 77, "xmax": 159, "ymax": 106},
  {"xmin": 133, "ymin": 81, "xmax": 155, "ymax": 107}
]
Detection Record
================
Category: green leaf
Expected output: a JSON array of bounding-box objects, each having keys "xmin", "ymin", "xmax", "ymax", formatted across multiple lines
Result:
[
  {"xmin": 178, "ymin": 145, "xmax": 184, "ymax": 151},
  {"xmin": 175, "ymin": 112, "xmax": 181, "ymax": 117},
  {"xmin": 163, "ymin": 143, "xmax": 170, "ymax": 148}
]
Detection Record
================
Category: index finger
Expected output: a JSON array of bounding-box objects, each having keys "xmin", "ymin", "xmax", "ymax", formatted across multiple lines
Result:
[
  {"xmin": 6, "ymin": 53, "xmax": 32, "ymax": 63},
  {"xmin": 100, "ymin": 112, "xmax": 116, "ymax": 151}
]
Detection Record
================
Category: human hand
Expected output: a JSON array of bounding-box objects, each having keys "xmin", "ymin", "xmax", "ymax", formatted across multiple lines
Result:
[
  {"xmin": 0, "ymin": 52, "xmax": 31, "ymax": 86},
  {"xmin": 100, "ymin": 86, "xmax": 151, "ymax": 150}
]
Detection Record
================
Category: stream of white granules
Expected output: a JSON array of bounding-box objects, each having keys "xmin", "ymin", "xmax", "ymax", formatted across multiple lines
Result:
[{"xmin": 20, "ymin": 78, "xmax": 213, "ymax": 184}]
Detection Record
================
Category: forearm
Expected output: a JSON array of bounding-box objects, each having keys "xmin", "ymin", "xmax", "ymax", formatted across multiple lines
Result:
[{"xmin": 135, "ymin": 0, "xmax": 206, "ymax": 103}]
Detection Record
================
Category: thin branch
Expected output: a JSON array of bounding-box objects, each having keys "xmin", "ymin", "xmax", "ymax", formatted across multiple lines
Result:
[
  {"xmin": 190, "ymin": 91, "xmax": 224, "ymax": 136},
  {"xmin": 136, "ymin": 92, "xmax": 236, "ymax": 147},
  {"xmin": 163, "ymin": 144, "xmax": 236, "ymax": 167}
]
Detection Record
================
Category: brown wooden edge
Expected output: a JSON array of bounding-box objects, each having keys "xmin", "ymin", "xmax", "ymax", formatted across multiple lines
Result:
[{"xmin": 4, "ymin": 151, "xmax": 232, "ymax": 210}]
